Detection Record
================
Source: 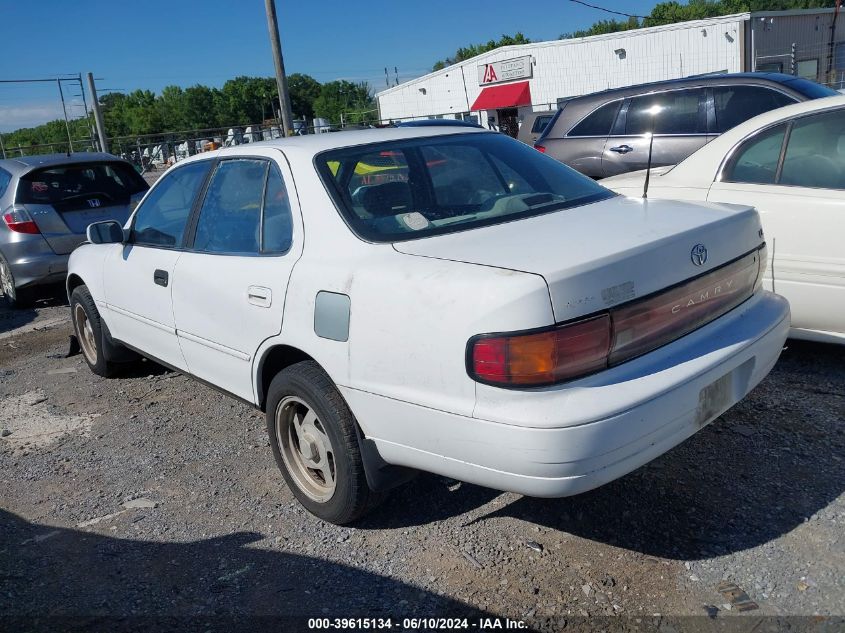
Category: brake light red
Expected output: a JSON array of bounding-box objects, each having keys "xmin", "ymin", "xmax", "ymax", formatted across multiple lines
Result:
[
  {"xmin": 534, "ymin": 144, "xmax": 546, "ymax": 153},
  {"xmin": 471, "ymin": 315, "xmax": 611, "ymax": 386},
  {"xmin": 2, "ymin": 208, "xmax": 40, "ymax": 234},
  {"xmin": 469, "ymin": 248, "xmax": 764, "ymax": 387}
]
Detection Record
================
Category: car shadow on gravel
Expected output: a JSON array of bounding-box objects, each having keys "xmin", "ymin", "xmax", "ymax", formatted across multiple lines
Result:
[
  {"xmin": 0, "ymin": 286, "xmax": 67, "ymax": 334},
  {"xmin": 0, "ymin": 509, "xmax": 489, "ymax": 631},
  {"xmin": 366, "ymin": 342, "xmax": 845, "ymax": 561}
]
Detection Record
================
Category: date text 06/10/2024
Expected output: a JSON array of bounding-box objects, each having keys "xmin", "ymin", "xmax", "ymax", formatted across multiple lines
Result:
[{"xmin": 307, "ymin": 617, "xmax": 528, "ymax": 630}]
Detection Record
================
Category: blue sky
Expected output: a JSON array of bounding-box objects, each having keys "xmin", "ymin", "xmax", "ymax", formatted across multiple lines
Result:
[{"xmin": 0, "ymin": 0, "xmax": 659, "ymax": 132}]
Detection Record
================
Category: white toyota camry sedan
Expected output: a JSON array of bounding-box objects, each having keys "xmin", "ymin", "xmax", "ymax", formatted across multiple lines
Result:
[
  {"xmin": 601, "ymin": 96, "xmax": 845, "ymax": 345},
  {"xmin": 67, "ymin": 126, "xmax": 789, "ymax": 524}
]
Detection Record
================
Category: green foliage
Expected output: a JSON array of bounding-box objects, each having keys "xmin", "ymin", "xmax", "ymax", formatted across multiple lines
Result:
[
  {"xmin": 1, "ymin": 73, "xmax": 347, "ymax": 149},
  {"xmin": 312, "ymin": 80, "xmax": 376, "ymax": 124},
  {"xmin": 432, "ymin": 33, "xmax": 532, "ymax": 71},
  {"xmin": 559, "ymin": 0, "xmax": 833, "ymax": 38}
]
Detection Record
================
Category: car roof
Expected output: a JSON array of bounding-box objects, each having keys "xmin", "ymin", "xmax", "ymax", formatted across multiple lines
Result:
[
  {"xmin": 667, "ymin": 95, "xmax": 845, "ymax": 182},
  {"xmin": 567, "ymin": 72, "xmax": 834, "ymax": 103},
  {"xmin": 178, "ymin": 126, "xmax": 492, "ymax": 164},
  {"xmin": 0, "ymin": 152, "xmax": 125, "ymax": 176}
]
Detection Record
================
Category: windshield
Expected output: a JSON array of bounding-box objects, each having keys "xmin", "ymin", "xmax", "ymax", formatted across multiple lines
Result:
[
  {"xmin": 17, "ymin": 161, "xmax": 149, "ymax": 207},
  {"xmin": 316, "ymin": 132, "xmax": 614, "ymax": 242}
]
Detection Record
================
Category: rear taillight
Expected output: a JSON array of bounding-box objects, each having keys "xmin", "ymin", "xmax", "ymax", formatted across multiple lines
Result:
[
  {"xmin": 534, "ymin": 144, "xmax": 546, "ymax": 153},
  {"xmin": 2, "ymin": 207, "xmax": 40, "ymax": 234},
  {"xmin": 469, "ymin": 247, "xmax": 765, "ymax": 387},
  {"xmin": 471, "ymin": 315, "xmax": 611, "ymax": 386}
]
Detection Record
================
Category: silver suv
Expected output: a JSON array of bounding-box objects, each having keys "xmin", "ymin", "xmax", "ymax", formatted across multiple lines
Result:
[
  {"xmin": 0, "ymin": 153, "xmax": 149, "ymax": 308},
  {"xmin": 535, "ymin": 73, "xmax": 837, "ymax": 179}
]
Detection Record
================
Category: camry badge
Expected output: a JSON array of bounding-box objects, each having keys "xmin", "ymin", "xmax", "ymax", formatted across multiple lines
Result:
[{"xmin": 691, "ymin": 244, "xmax": 708, "ymax": 266}]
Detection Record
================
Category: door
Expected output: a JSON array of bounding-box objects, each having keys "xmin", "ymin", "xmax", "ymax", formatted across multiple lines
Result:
[
  {"xmin": 547, "ymin": 100, "xmax": 622, "ymax": 178},
  {"xmin": 171, "ymin": 156, "xmax": 302, "ymax": 402},
  {"xmin": 102, "ymin": 159, "xmax": 213, "ymax": 370},
  {"xmin": 497, "ymin": 108, "xmax": 519, "ymax": 138},
  {"xmin": 708, "ymin": 109, "xmax": 845, "ymax": 335},
  {"xmin": 602, "ymin": 88, "xmax": 707, "ymax": 177}
]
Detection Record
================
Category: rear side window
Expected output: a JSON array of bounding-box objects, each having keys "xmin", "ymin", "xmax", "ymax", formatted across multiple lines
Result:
[
  {"xmin": 194, "ymin": 159, "xmax": 266, "ymax": 254},
  {"xmin": 531, "ymin": 115, "xmax": 553, "ymax": 134},
  {"xmin": 567, "ymin": 101, "xmax": 622, "ymax": 137},
  {"xmin": 780, "ymin": 109, "xmax": 845, "ymax": 190},
  {"xmin": 713, "ymin": 86, "xmax": 796, "ymax": 133},
  {"xmin": 626, "ymin": 89, "xmax": 705, "ymax": 135},
  {"xmin": 0, "ymin": 168, "xmax": 11, "ymax": 198},
  {"xmin": 724, "ymin": 124, "xmax": 787, "ymax": 184},
  {"xmin": 132, "ymin": 160, "xmax": 211, "ymax": 247},
  {"xmin": 317, "ymin": 133, "xmax": 613, "ymax": 242},
  {"xmin": 17, "ymin": 162, "xmax": 148, "ymax": 207}
]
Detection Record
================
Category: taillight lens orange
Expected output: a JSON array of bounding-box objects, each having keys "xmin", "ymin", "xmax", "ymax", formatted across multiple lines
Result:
[
  {"xmin": 469, "ymin": 248, "xmax": 764, "ymax": 387},
  {"xmin": 471, "ymin": 315, "xmax": 611, "ymax": 386}
]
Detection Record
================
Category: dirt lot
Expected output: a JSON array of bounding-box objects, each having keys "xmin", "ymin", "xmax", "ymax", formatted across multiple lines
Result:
[{"xmin": 1, "ymin": 294, "xmax": 843, "ymax": 631}]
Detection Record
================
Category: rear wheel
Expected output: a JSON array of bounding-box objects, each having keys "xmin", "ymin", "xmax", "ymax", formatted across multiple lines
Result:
[
  {"xmin": 266, "ymin": 361, "xmax": 378, "ymax": 524},
  {"xmin": 70, "ymin": 285, "xmax": 118, "ymax": 377},
  {"xmin": 0, "ymin": 254, "xmax": 35, "ymax": 309}
]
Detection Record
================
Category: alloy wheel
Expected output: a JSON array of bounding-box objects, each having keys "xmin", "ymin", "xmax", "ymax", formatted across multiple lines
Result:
[{"xmin": 276, "ymin": 395, "xmax": 337, "ymax": 502}]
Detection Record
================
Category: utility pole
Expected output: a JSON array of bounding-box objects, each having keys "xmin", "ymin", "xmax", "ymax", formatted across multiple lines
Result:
[
  {"xmin": 264, "ymin": 0, "xmax": 294, "ymax": 136},
  {"xmin": 56, "ymin": 79, "xmax": 74, "ymax": 152},
  {"xmin": 86, "ymin": 73, "xmax": 109, "ymax": 153}
]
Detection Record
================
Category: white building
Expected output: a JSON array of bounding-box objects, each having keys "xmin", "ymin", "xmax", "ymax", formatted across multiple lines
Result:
[{"xmin": 377, "ymin": 9, "xmax": 844, "ymax": 134}]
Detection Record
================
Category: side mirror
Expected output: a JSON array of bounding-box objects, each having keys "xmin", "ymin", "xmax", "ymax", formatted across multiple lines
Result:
[{"xmin": 86, "ymin": 220, "xmax": 126, "ymax": 245}]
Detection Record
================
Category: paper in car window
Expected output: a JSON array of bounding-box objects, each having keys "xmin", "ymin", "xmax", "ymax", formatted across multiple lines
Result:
[{"xmin": 401, "ymin": 212, "xmax": 430, "ymax": 230}]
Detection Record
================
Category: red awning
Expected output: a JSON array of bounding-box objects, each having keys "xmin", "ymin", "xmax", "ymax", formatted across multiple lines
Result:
[{"xmin": 470, "ymin": 81, "xmax": 531, "ymax": 111}]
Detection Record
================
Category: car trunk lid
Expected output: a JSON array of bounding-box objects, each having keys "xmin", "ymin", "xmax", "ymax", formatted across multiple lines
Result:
[{"xmin": 393, "ymin": 195, "xmax": 763, "ymax": 322}]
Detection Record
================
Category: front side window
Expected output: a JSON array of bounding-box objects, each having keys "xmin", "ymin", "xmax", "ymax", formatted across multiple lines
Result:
[
  {"xmin": 780, "ymin": 109, "xmax": 845, "ymax": 190},
  {"xmin": 567, "ymin": 101, "xmax": 622, "ymax": 137},
  {"xmin": 132, "ymin": 160, "xmax": 211, "ymax": 247},
  {"xmin": 317, "ymin": 133, "xmax": 613, "ymax": 242},
  {"xmin": 724, "ymin": 124, "xmax": 786, "ymax": 185},
  {"xmin": 626, "ymin": 89, "xmax": 705, "ymax": 135},
  {"xmin": 713, "ymin": 86, "xmax": 796, "ymax": 134}
]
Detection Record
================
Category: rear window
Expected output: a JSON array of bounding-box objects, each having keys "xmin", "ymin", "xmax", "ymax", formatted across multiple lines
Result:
[
  {"xmin": 316, "ymin": 132, "xmax": 613, "ymax": 242},
  {"xmin": 531, "ymin": 115, "xmax": 553, "ymax": 134},
  {"xmin": 16, "ymin": 161, "xmax": 149, "ymax": 206}
]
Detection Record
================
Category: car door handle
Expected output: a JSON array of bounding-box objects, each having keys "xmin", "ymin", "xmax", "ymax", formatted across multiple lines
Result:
[
  {"xmin": 153, "ymin": 269, "xmax": 168, "ymax": 287},
  {"xmin": 247, "ymin": 286, "xmax": 272, "ymax": 308},
  {"xmin": 609, "ymin": 145, "xmax": 634, "ymax": 154}
]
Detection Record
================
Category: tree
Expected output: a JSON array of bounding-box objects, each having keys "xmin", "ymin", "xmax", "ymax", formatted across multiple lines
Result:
[
  {"xmin": 432, "ymin": 33, "xmax": 532, "ymax": 71},
  {"xmin": 288, "ymin": 73, "xmax": 322, "ymax": 120},
  {"xmin": 313, "ymin": 80, "xmax": 375, "ymax": 124}
]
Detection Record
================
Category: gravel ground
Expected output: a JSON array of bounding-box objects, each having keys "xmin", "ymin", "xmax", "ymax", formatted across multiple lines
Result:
[{"xmin": 0, "ymin": 294, "xmax": 843, "ymax": 631}]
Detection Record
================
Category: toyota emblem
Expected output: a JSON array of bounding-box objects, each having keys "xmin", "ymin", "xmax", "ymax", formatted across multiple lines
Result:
[{"xmin": 690, "ymin": 244, "xmax": 708, "ymax": 266}]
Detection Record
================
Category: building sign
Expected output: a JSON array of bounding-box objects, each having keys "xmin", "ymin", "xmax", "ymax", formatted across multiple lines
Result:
[{"xmin": 477, "ymin": 56, "xmax": 533, "ymax": 86}]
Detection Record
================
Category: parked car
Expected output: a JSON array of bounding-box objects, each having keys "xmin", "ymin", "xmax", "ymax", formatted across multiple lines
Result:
[
  {"xmin": 0, "ymin": 153, "xmax": 149, "ymax": 308},
  {"xmin": 67, "ymin": 127, "xmax": 788, "ymax": 524},
  {"xmin": 600, "ymin": 95, "xmax": 845, "ymax": 344},
  {"xmin": 534, "ymin": 73, "xmax": 837, "ymax": 179},
  {"xmin": 517, "ymin": 110, "xmax": 554, "ymax": 145}
]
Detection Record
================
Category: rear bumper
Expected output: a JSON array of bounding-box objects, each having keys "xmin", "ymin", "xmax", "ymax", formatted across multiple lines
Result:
[
  {"xmin": 4, "ymin": 240, "xmax": 68, "ymax": 288},
  {"xmin": 341, "ymin": 291, "xmax": 790, "ymax": 497}
]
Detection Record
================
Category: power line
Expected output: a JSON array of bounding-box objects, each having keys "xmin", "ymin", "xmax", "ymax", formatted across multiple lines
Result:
[{"xmin": 567, "ymin": 0, "xmax": 650, "ymax": 20}]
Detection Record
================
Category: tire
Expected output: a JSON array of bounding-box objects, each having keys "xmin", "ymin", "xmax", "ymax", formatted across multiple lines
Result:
[
  {"xmin": 266, "ymin": 361, "xmax": 377, "ymax": 524},
  {"xmin": 0, "ymin": 253, "xmax": 35, "ymax": 309},
  {"xmin": 70, "ymin": 285, "xmax": 118, "ymax": 377}
]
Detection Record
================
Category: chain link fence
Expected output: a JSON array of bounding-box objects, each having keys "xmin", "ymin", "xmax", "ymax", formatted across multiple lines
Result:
[{"xmin": 755, "ymin": 40, "xmax": 845, "ymax": 90}]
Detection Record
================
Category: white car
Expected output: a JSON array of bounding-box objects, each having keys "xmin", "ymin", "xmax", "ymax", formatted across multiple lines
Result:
[
  {"xmin": 601, "ymin": 96, "xmax": 845, "ymax": 344},
  {"xmin": 67, "ymin": 127, "xmax": 789, "ymax": 524}
]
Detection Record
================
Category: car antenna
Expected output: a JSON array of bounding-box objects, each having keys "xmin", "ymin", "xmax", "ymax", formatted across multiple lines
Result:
[{"xmin": 643, "ymin": 105, "xmax": 662, "ymax": 199}]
